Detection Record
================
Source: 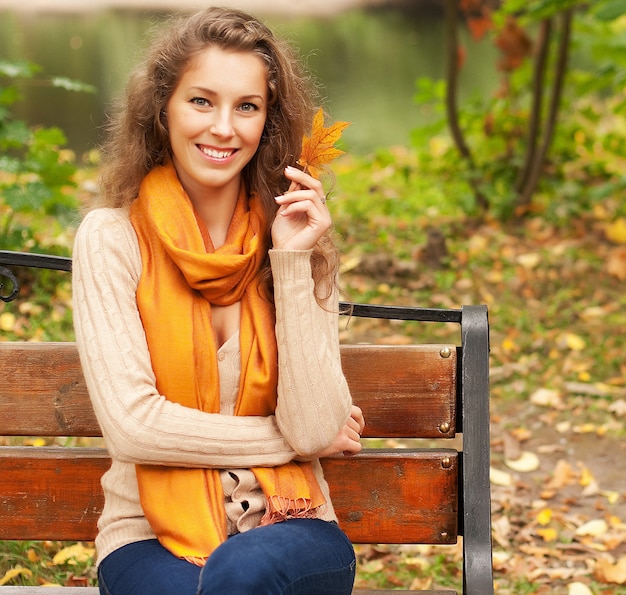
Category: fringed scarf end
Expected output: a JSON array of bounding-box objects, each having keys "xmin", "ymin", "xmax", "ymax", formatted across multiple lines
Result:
[
  {"xmin": 260, "ymin": 496, "xmax": 327, "ymax": 527},
  {"xmin": 182, "ymin": 555, "xmax": 209, "ymax": 568}
]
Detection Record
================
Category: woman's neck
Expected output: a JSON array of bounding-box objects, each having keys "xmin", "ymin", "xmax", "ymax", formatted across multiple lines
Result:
[{"xmin": 189, "ymin": 183, "xmax": 242, "ymax": 250}]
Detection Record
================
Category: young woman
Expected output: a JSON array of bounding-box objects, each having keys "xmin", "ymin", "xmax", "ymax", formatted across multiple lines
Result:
[{"xmin": 72, "ymin": 7, "xmax": 364, "ymax": 595}]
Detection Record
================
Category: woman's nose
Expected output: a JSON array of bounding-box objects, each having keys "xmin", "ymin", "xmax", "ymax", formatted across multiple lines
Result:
[{"xmin": 209, "ymin": 109, "xmax": 234, "ymax": 138}]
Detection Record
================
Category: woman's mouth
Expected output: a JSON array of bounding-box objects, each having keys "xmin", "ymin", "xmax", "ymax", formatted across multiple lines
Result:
[{"xmin": 199, "ymin": 146, "xmax": 236, "ymax": 160}]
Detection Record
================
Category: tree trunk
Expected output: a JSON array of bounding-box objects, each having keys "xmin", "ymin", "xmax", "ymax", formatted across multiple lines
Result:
[{"xmin": 517, "ymin": 8, "xmax": 573, "ymax": 211}]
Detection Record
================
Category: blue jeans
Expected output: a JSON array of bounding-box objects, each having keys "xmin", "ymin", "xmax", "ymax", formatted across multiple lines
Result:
[{"xmin": 97, "ymin": 519, "xmax": 356, "ymax": 595}]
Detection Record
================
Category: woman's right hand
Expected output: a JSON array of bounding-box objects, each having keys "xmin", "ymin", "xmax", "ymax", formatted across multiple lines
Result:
[{"xmin": 317, "ymin": 405, "xmax": 365, "ymax": 458}]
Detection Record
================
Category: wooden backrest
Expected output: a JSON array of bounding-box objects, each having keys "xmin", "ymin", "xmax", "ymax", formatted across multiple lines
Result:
[
  {"xmin": 0, "ymin": 342, "xmax": 457, "ymax": 439},
  {"xmin": 0, "ymin": 342, "xmax": 459, "ymax": 544}
]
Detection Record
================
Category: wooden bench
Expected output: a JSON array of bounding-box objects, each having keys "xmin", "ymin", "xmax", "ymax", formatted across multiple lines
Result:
[{"xmin": 0, "ymin": 250, "xmax": 493, "ymax": 594}]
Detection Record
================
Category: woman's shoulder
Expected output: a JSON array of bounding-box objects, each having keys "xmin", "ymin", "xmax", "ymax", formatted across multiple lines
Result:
[
  {"xmin": 78, "ymin": 207, "xmax": 131, "ymax": 231},
  {"xmin": 75, "ymin": 207, "xmax": 135, "ymax": 243},
  {"xmin": 74, "ymin": 207, "xmax": 140, "ymax": 264}
]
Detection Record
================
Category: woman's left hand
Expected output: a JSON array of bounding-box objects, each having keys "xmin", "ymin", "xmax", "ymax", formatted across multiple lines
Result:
[{"xmin": 271, "ymin": 166, "xmax": 331, "ymax": 251}]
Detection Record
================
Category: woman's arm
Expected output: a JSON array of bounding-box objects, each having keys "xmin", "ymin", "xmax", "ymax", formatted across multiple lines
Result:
[
  {"xmin": 270, "ymin": 249, "xmax": 355, "ymax": 457},
  {"xmin": 72, "ymin": 209, "xmax": 295, "ymax": 469}
]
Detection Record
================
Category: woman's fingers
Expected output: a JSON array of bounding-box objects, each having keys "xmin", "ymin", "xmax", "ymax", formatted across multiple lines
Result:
[
  {"xmin": 278, "ymin": 167, "xmax": 326, "ymax": 208},
  {"xmin": 284, "ymin": 165, "xmax": 323, "ymax": 194},
  {"xmin": 271, "ymin": 167, "xmax": 331, "ymax": 250},
  {"xmin": 316, "ymin": 414, "xmax": 364, "ymax": 459},
  {"xmin": 340, "ymin": 406, "xmax": 364, "ymax": 456},
  {"xmin": 349, "ymin": 405, "xmax": 365, "ymax": 435},
  {"xmin": 274, "ymin": 190, "xmax": 326, "ymax": 212}
]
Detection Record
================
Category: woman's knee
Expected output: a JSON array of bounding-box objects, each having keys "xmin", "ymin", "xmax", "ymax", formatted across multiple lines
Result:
[
  {"xmin": 198, "ymin": 520, "xmax": 355, "ymax": 595},
  {"xmin": 199, "ymin": 534, "xmax": 282, "ymax": 594}
]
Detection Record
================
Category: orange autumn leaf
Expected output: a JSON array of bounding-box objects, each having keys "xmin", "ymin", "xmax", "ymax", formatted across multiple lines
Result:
[
  {"xmin": 467, "ymin": 14, "xmax": 494, "ymax": 41},
  {"xmin": 495, "ymin": 16, "xmax": 533, "ymax": 72},
  {"xmin": 460, "ymin": 1, "xmax": 493, "ymax": 41},
  {"xmin": 297, "ymin": 107, "xmax": 350, "ymax": 179}
]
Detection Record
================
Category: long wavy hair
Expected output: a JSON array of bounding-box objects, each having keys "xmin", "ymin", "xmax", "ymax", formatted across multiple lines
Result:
[{"xmin": 95, "ymin": 7, "xmax": 339, "ymax": 299}]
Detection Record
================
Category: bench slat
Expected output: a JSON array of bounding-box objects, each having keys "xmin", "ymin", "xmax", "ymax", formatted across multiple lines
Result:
[
  {"xmin": 322, "ymin": 450, "xmax": 458, "ymax": 544},
  {"xmin": 0, "ymin": 447, "xmax": 457, "ymax": 545},
  {"xmin": 0, "ymin": 343, "xmax": 457, "ymax": 439},
  {"xmin": 0, "ymin": 343, "xmax": 98, "ymax": 437},
  {"xmin": 0, "ymin": 447, "xmax": 108, "ymax": 541},
  {"xmin": 340, "ymin": 345, "xmax": 456, "ymax": 438}
]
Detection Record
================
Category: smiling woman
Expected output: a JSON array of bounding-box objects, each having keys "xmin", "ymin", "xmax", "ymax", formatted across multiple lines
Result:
[{"xmin": 71, "ymin": 6, "xmax": 364, "ymax": 595}]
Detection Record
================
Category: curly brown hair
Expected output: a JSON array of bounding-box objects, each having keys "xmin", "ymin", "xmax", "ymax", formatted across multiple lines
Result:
[{"xmin": 95, "ymin": 7, "xmax": 339, "ymax": 299}]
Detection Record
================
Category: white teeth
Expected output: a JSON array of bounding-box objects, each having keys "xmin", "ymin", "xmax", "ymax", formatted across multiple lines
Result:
[{"xmin": 201, "ymin": 147, "xmax": 233, "ymax": 159}]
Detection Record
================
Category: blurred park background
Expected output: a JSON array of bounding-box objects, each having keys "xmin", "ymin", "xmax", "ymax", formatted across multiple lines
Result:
[{"xmin": 1, "ymin": 0, "xmax": 626, "ymax": 592}]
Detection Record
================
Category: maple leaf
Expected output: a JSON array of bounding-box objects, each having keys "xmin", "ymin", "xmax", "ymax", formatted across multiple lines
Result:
[{"xmin": 297, "ymin": 107, "xmax": 350, "ymax": 179}]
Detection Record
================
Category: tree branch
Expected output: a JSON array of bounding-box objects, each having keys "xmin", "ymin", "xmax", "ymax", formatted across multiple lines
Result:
[
  {"xmin": 515, "ymin": 18, "xmax": 552, "ymax": 195},
  {"xmin": 518, "ymin": 8, "xmax": 573, "ymax": 211},
  {"xmin": 445, "ymin": 0, "xmax": 472, "ymax": 161}
]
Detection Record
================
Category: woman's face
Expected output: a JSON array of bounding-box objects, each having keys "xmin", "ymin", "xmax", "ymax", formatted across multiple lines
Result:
[{"xmin": 166, "ymin": 46, "xmax": 268, "ymax": 202}]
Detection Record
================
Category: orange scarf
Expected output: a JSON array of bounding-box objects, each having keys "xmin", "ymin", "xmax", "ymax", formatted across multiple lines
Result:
[{"xmin": 129, "ymin": 163, "xmax": 325, "ymax": 564}]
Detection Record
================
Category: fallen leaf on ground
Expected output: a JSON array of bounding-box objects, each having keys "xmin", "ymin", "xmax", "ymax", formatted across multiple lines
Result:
[
  {"xmin": 530, "ymin": 387, "xmax": 563, "ymax": 408},
  {"xmin": 568, "ymin": 582, "xmax": 594, "ymax": 595},
  {"xmin": 607, "ymin": 246, "xmax": 626, "ymax": 280},
  {"xmin": 602, "ymin": 491, "xmax": 621, "ymax": 505},
  {"xmin": 560, "ymin": 332, "xmax": 587, "ymax": 351},
  {"xmin": 505, "ymin": 450, "xmax": 540, "ymax": 472},
  {"xmin": 490, "ymin": 466, "xmax": 514, "ymax": 486},
  {"xmin": 517, "ymin": 252, "xmax": 541, "ymax": 269},
  {"xmin": 537, "ymin": 527, "xmax": 558, "ymax": 542},
  {"xmin": 576, "ymin": 519, "xmax": 608, "ymax": 537},
  {"xmin": 605, "ymin": 217, "xmax": 626, "ymax": 244},
  {"xmin": 492, "ymin": 515, "xmax": 512, "ymax": 547},
  {"xmin": 0, "ymin": 566, "xmax": 32, "ymax": 586},
  {"xmin": 0, "ymin": 312, "xmax": 16, "ymax": 332},
  {"xmin": 536, "ymin": 508, "xmax": 552, "ymax": 526},
  {"xmin": 547, "ymin": 460, "xmax": 578, "ymax": 490},
  {"xmin": 52, "ymin": 543, "xmax": 95, "ymax": 565},
  {"xmin": 594, "ymin": 555, "xmax": 626, "ymax": 584},
  {"xmin": 579, "ymin": 465, "xmax": 595, "ymax": 487},
  {"xmin": 609, "ymin": 399, "xmax": 626, "ymax": 416}
]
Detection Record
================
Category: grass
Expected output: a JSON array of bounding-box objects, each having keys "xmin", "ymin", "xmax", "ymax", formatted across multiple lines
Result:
[{"xmin": 0, "ymin": 541, "xmax": 96, "ymax": 587}]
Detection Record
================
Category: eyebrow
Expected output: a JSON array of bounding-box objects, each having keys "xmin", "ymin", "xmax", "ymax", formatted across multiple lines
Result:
[{"xmin": 189, "ymin": 86, "xmax": 265, "ymax": 102}]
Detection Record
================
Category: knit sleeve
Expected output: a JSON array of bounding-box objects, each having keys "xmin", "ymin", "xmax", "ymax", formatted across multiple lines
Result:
[
  {"xmin": 269, "ymin": 249, "xmax": 353, "ymax": 457},
  {"xmin": 72, "ymin": 209, "xmax": 295, "ymax": 468}
]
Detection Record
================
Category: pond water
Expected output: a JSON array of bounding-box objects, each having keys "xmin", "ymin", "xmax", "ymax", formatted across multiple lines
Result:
[{"xmin": 0, "ymin": 5, "xmax": 497, "ymax": 155}]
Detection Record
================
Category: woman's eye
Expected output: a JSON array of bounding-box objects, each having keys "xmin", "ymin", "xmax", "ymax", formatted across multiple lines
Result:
[
  {"xmin": 191, "ymin": 97, "xmax": 210, "ymax": 107},
  {"xmin": 239, "ymin": 102, "xmax": 258, "ymax": 113}
]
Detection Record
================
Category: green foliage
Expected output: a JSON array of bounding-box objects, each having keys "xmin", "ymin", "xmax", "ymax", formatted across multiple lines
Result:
[
  {"xmin": 0, "ymin": 59, "xmax": 94, "ymax": 251},
  {"xmin": 500, "ymin": 0, "xmax": 583, "ymax": 21},
  {"xmin": 590, "ymin": 0, "xmax": 626, "ymax": 21},
  {"xmin": 410, "ymin": 1, "xmax": 626, "ymax": 220}
]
